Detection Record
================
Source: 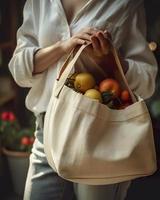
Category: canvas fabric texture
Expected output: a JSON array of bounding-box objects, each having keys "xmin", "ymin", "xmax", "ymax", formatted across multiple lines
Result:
[{"xmin": 44, "ymin": 44, "xmax": 157, "ymax": 185}]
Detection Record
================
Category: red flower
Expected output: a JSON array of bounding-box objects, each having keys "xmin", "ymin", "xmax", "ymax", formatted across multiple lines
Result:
[
  {"xmin": 29, "ymin": 136, "xmax": 35, "ymax": 145},
  {"xmin": 1, "ymin": 112, "xmax": 16, "ymax": 122},
  {"xmin": 21, "ymin": 136, "xmax": 35, "ymax": 146},
  {"xmin": 1, "ymin": 112, "xmax": 9, "ymax": 121},
  {"xmin": 8, "ymin": 112, "xmax": 16, "ymax": 122},
  {"xmin": 21, "ymin": 136, "xmax": 31, "ymax": 146}
]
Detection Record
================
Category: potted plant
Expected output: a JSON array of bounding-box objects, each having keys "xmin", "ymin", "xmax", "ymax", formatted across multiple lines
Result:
[{"xmin": 0, "ymin": 111, "xmax": 35, "ymax": 196}]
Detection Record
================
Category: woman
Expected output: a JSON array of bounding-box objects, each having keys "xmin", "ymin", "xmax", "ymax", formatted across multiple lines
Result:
[{"xmin": 9, "ymin": 0, "xmax": 157, "ymax": 199}]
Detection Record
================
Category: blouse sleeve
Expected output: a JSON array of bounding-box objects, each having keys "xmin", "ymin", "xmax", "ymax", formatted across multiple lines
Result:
[
  {"xmin": 8, "ymin": 0, "xmax": 45, "ymax": 88},
  {"xmin": 121, "ymin": 3, "xmax": 158, "ymax": 99}
]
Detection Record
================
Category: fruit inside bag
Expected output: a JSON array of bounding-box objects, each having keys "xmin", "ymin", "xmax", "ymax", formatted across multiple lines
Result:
[{"xmin": 65, "ymin": 51, "xmax": 134, "ymax": 110}]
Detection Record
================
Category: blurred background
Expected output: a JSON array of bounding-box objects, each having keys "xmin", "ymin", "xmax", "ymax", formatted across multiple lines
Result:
[{"xmin": 0, "ymin": 0, "xmax": 160, "ymax": 199}]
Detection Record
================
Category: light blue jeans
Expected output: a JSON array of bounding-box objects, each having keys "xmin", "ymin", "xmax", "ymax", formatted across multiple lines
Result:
[{"xmin": 23, "ymin": 113, "xmax": 131, "ymax": 200}]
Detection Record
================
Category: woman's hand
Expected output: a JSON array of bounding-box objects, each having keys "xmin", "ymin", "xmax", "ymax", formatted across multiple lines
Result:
[
  {"xmin": 84, "ymin": 30, "xmax": 112, "ymax": 64},
  {"xmin": 33, "ymin": 27, "xmax": 97, "ymax": 74},
  {"xmin": 61, "ymin": 27, "xmax": 98, "ymax": 53},
  {"xmin": 33, "ymin": 27, "xmax": 114, "ymax": 74},
  {"xmin": 62, "ymin": 28, "xmax": 112, "ymax": 58}
]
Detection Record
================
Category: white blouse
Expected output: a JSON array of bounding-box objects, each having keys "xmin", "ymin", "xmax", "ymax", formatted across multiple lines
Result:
[{"xmin": 9, "ymin": 0, "xmax": 157, "ymax": 115}]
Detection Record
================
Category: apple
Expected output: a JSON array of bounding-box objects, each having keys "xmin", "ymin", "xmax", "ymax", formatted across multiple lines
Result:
[
  {"xmin": 99, "ymin": 78, "xmax": 120, "ymax": 97},
  {"xmin": 120, "ymin": 90, "xmax": 131, "ymax": 102}
]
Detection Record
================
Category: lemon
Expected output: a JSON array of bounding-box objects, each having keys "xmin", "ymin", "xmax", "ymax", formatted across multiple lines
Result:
[
  {"xmin": 84, "ymin": 89, "xmax": 102, "ymax": 102},
  {"xmin": 74, "ymin": 73, "xmax": 96, "ymax": 93}
]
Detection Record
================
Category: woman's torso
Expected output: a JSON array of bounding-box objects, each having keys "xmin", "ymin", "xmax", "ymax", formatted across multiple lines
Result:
[
  {"xmin": 26, "ymin": 0, "xmax": 136, "ymax": 114},
  {"xmin": 60, "ymin": 0, "xmax": 89, "ymax": 24}
]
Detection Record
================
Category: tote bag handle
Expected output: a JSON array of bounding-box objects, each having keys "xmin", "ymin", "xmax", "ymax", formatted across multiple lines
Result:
[
  {"xmin": 54, "ymin": 44, "xmax": 88, "ymax": 97},
  {"xmin": 54, "ymin": 43, "xmax": 137, "ymax": 102},
  {"xmin": 111, "ymin": 47, "xmax": 137, "ymax": 102}
]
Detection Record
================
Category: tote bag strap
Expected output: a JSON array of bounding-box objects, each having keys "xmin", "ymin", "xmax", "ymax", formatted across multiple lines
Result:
[
  {"xmin": 54, "ymin": 44, "xmax": 88, "ymax": 97},
  {"xmin": 54, "ymin": 42, "xmax": 136, "ymax": 102},
  {"xmin": 111, "ymin": 47, "xmax": 137, "ymax": 102}
]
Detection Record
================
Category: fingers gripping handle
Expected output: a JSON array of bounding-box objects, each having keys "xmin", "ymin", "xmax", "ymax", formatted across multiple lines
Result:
[{"xmin": 54, "ymin": 43, "xmax": 136, "ymax": 103}]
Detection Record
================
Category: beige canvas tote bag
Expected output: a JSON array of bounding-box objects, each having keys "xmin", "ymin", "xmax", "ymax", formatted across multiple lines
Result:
[{"xmin": 44, "ymin": 43, "xmax": 157, "ymax": 185}]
